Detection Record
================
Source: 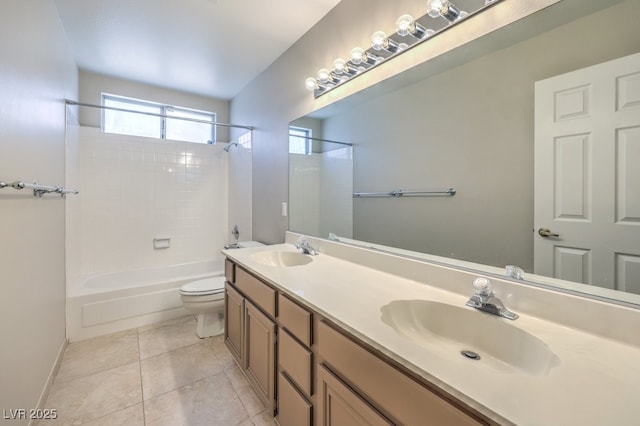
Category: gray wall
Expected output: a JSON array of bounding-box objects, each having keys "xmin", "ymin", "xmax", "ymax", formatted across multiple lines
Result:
[
  {"xmin": 231, "ymin": 0, "xmax": 424, "ymax": 244},
  {"xmin": 78, "ymin": 70, "xmax": 231, "ymax": 142},
  {"xmin": 0, "ymin": 0, "xmax": 78, "ymax": 420}
]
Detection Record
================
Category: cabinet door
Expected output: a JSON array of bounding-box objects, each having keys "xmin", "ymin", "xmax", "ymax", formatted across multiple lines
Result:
[
  {"xmin": 278, "ymin": 371, "xmax": 312, "ymax": 426},
  {"xmin": 317, "ymin": 364, "xmax": 391, "ymax": 426},
  {"xmin": 224, "ymin": 283, "xmax": 244, "ymax": 364},
  {"xmin": 244, "ymin": 301, "xmax": 277, "ymax": 413}
]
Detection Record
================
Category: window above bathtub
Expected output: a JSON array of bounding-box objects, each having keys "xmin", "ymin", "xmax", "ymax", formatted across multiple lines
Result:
[
  {"xmin": 101, "ymin": 93, "xmax": 216, "ymax": 144},
  {"xmin": 289, "ymin": 126, "xmax": 312, "ymax": 155}
]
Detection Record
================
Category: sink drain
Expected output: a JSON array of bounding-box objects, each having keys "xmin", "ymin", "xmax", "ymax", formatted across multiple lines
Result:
[{"xmin": 461, "ymin": 350, "xmax": 481, "ymax": 360}]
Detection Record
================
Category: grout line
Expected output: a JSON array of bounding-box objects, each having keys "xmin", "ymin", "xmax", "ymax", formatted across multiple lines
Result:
[
  {"xmin": 141, "ymin": 370, "xmax": 228, "ymax": 404},
  {"xmin": 137, "ymin": 329, "xmax": 147, "ymax": 426}
]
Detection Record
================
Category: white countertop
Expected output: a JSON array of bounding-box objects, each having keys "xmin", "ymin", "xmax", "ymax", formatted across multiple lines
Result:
[{"xmin": 222, "ymin": 240, "xmax": 640, "ymax": 426}]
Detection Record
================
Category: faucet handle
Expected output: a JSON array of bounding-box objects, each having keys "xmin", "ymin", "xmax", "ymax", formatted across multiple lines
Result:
[
  {"xmin": 505, "ymin": 265, "xmax": 524, "ymax": 280},
  {"xmin": 295, "ymin": 236, "xmax": 307, "ymax": 248},
  {"xmin": 472, "ymin": 277, "xmax": 492, "ymax": 295}
]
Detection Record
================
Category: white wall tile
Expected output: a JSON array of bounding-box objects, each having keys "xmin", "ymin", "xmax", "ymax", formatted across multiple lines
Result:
[{"xmin": 67, "ymin": 127, "xmax": 229, "ymax": 280}]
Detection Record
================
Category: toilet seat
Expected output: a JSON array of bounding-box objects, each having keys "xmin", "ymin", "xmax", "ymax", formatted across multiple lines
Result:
[{"xmin": 180, "ymin": 277, "xmax": 225, "ymax": 296}]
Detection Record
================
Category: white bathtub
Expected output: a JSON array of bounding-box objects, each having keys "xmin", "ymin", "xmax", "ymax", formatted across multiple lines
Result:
[{"xmin": 66, "ymin": 260, "xmax": 224, "ymax": 341}]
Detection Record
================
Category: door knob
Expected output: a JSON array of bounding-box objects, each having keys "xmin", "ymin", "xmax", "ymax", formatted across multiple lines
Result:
[{"xmin": 538, "ymin": 227, "xmax": 560, "ymax": 238}]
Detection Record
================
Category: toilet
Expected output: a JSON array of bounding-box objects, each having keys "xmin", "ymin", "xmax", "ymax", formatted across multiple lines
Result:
[
  {"xmin": 180, "ymin": 241, "xmax": 264, "ymax": 338},
  {"xmin": 180, "ymin": 276, "xmax": 226, "ymax": 338}
]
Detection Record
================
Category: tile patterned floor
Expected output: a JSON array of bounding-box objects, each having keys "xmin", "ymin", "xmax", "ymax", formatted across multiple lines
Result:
[{"xmin": 41, "ymin": 316, "xmax": 275, "ymax": 426}]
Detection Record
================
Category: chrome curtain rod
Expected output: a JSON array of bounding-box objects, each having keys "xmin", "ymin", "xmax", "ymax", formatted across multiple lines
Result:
[
  {"xmin": 353, "ymin": 188, "xmax": 456, "ymax": 198},
  {"xmin": 288, "ymin": 133, "xmax": 353, "ymax": 146},
  {"xmin": 0, "ymin": 180, "xmax": 79, "ymax": 198},
  {"xmin": 64, "ymin": 100, "xmax": 254, "ymax": 131}
]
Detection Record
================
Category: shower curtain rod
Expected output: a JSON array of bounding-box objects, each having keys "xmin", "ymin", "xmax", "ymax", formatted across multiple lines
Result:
[
  {"xmin": 288, "ymin": 133, "xmax": 353, "ymax": 146},
  {"xmin": 65, "ymin": 100, "xmax": 254, "ymax": 131}
]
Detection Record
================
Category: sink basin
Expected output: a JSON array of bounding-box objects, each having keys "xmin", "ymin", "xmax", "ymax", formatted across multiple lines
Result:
[
  {"xmin": 250, "ymin": 251, "xmax": 313, "ymax": 267},
  {"xmin": 381, "ymin": 300, "xmax": 560, "ymax": 376}
]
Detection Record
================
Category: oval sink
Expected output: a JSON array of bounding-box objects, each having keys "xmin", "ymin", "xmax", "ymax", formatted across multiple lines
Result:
[
  {"xmin": 381, "ymin": 300, "xmax": 560, "ymax": 376},
  {"xmin": 250, "ymin": 251, "xmax": 313, "ymax": 267}
]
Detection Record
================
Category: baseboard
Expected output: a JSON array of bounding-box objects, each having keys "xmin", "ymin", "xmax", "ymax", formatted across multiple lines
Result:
[{"xmin": 29, "ymin": 338, "xmax": 67, "ymax": 426}]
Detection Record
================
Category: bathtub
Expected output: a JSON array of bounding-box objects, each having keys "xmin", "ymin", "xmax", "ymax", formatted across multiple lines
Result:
[{"xmin": 66, "ymin": 260, "xmax": 224, "ymax": 341}]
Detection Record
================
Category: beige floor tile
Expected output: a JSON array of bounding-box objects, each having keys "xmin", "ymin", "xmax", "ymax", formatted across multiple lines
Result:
[
  {"xmin": 44, "ymin": 362, "xmax": 142, "ymax": 425},
  {"xmin": 209, "ymin": 334, "xmax": 237, "ymax": 370},
  {"xmin": 137, "ymin": 314, "xmax": 194, "ymax": 333},
  {"xmin": 80, "ymin": 404, "xmax": 144, "ymax": 426},
  {"xmin": 55, "ymin": 329, "xmax": 139, "ymax": 383},
  {"xmin": 144, "ymin": 373, "xmax": 249, "ymax": 426},
  {"xmin": 225, "ymin": 367, "xmax": 266, "ymax": 417},
  {"xmin": 251, "ymin": 409, "xmax": 277, "ymax": 426},
  {"xmin": 138, "ymin": 316, "xmax": 201, "ymax": 359},
  {"xmin": 141, "ymin": 341, "xmax": 223, "ymax": 400}
]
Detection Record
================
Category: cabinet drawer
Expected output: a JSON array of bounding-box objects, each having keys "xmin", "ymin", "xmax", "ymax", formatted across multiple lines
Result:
[
  {"xmin": 225, "ymin": 259, "xmax": 235, "ymax": 283},
  {"xmin": 318, "ymin": 321, "xmax": 485, "ymax": 426},
  {"xmin": 277, "ymin": 372, "xmax": 312, "ymax": 426},
  {"xmin": 279, "ymin": 294, "xmax": 312, "ymax": 346},
  {"xmin": 235, "ymin": 267, "xmax": 276, "ymax": 318},
  {"xmin": 279, "ymin": 328, "xmax": 312, "ymax": 396}
]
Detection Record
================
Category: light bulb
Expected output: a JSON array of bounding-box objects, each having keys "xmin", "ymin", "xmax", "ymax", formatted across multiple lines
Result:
[
  {"xmin": 426, "ymin": 0, "xmax": 461, "ymax": 22},
  {"xmin": 396, "ymin": 14, "xmax": 430, "ymax": 39},
  {"xmin": 371, "ymin": 30, "xmax": 400, "ymax": 53},
  {"xmin": 305, "ymin": 77, "xmax": 318, "ymax": 91},
  {"xmin": 332, "ymin": 58, "xmax": 346, "ymax": 74},
  {"xmin": 317, "ymin": 68, "xmax": 330, "ymax": 84},
  {"xmin": 395, "ymin": 14, "xmax": 415, "ymax": 37},
  {"xmin": 350, "ymin": 47, "xmax": 365, "ymax": 65},
  {"xmin": 371, "ymin": 30, "xmax": 388, "ymax": 51}
]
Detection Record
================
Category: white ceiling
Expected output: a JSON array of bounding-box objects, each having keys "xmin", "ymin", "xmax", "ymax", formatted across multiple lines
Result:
[{"xmin": 54, "ymin": 0, "xmax": 341, "ymax": 100}]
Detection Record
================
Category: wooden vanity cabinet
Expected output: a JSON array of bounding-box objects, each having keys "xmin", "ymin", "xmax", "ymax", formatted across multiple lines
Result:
[
  {"xmin": 224, "ymin": 259, "xmax": 490, "ymax": 426},
  {"xmin": 317, "ymin": 364, "xmax": 391, "ymax": 425},
  {"xmin": 244, "ymin": 300, "xmax": 277, "ymax": 412},
  {"xmin": 277, "ymin": 295, "xmax": 314, "ymax": 426},
  {"xmin": 225, "ymin": 258, "xmax": 236, "ymax": 284},
  {"xmin": 224, "ymin": 283, "xmax": 244, "ymax": 363},
  {"xmin": 317, "ymin": 321, "xmax": 487, "ymax": 426},
  {"xmin": 224, "ymin": 265, "xmax": 277, "ymax": 415}
]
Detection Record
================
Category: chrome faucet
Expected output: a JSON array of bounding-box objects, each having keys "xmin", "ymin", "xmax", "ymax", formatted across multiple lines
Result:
[
  {"xmin": 295, "ymin": 237, "xmax": 319, "ymax": 256},
  {"xmin": 465, "ymin": 278, "xmax": 518, "ymax": 320}
]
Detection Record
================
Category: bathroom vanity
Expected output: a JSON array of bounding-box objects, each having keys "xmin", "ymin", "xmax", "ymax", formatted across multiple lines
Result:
[{"xmin": 222, "ymin": 232, "xmax": 640, "ymax": 425}]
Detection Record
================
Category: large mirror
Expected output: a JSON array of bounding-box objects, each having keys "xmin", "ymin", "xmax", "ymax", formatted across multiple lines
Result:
[{"xmin": 289, "ymin": 0, "xmax": 640, "ymax": 306}]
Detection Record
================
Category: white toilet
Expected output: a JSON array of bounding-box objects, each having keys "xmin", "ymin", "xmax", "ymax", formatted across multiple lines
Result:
[
  {"xmin": 179, "ymin": 276, "xmax": 226, "ymax": 338},
  {"xmin": 180, "ymin": 241, "xmax": 264, "ymax": 338}
]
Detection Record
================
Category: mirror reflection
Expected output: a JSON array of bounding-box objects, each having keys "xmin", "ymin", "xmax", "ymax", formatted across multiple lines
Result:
[
  {"xmin": 288, "ymin": 0, "xmax": 640, "ymax": 305},
  {"xmin": 288, "ymin": 119, "xmax": 353, "ymax": 239}
]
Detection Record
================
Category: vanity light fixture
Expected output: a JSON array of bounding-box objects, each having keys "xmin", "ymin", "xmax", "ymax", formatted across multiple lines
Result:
[
  {"xmin": 305, "ymin": 0, "xmax": 503, "ymax": 98},
  {"xmin": 426, "ymin": 0, "xmax": 463, "ymax": 23}
]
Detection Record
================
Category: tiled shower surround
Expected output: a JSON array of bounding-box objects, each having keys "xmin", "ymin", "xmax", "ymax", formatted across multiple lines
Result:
[{"xmin": 66, "ymin": 126, "xmax": 228, "ymax": 277}]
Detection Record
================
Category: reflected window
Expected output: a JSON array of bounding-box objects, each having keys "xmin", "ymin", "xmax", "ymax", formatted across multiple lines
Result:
[
  {"xmin": 102, "ymin": 94, "xmax": 216, "ymax": 144},
  {"xmin": 289, "ymin": 126, "xmax": 312, "ymax": 155}
]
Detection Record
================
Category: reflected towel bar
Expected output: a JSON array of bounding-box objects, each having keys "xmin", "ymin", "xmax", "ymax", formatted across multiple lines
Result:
[
  {"xmin": 1, "ymin": 180, "xmax": 79, "ymax": 198},
  {"xmin": 353, "ymin": 188, "xmax": 456, "ymax": 198}
]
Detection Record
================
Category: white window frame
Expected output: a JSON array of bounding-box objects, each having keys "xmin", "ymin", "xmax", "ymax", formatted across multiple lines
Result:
[
  {"xmin": 289, "ymin": 126, "xmax": 313, "ymax": 155},
  {"xmin": 101, "ymin": 93, "xmax": 217, "ymax": 144}
]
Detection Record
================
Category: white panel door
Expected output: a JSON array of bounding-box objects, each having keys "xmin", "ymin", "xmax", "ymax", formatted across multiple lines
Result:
[{"xmin": 534, "ymin": 52, "xmax": 640, "ymax": 293}]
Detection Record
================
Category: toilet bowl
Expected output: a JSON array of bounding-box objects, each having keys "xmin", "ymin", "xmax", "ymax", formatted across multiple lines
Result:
[
  {"xmin": 180, "ymin": 277, "xmax": 226, "ymax": 338},
  {"xmin": 181, "ymin": 241, "xmax": 264, "ymax": 338}
]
